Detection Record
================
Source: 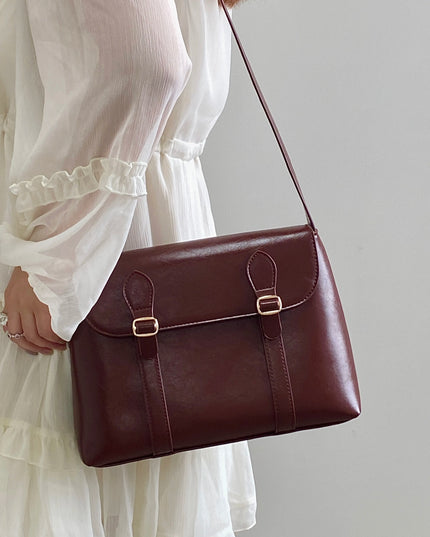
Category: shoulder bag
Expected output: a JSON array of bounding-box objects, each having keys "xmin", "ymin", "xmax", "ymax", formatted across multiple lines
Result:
[{"xmin": 69, "ymin": 0, "xmax": 361, "ymax": 467}]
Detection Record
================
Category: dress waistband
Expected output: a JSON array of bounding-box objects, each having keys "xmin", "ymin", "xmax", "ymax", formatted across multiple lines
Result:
[
  {"xmin": 0, "ymin": 113, "xmax": 205, "ymax": 161},
  {"xmin": 154, "ymin": 137, "xmax": 206, "ymax": 160}
]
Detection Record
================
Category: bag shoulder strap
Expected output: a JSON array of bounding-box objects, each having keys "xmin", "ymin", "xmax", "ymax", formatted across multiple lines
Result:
[{"xmin": 219, "ymin": 0, "xmax": 316, "ymax": 232}]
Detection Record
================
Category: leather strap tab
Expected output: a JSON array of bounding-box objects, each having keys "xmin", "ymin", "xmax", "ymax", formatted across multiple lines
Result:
[
  {"xmin": 123, "ymin": 271, "xmax": 174, "ymax": 457},
  {"xmin": 247, "ymin": 251, "xmax": 296, "ymax": 432}
]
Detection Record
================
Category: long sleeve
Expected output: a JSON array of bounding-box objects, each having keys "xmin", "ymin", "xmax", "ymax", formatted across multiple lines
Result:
[{"xmin": 0, "ymin": 0, "xmax": 192, "ymax": 341}]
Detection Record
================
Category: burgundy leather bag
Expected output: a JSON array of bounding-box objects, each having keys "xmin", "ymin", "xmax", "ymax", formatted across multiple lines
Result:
[{"xmin": 69, "ymin": 1, "xmax": 361, "ymax": 468}]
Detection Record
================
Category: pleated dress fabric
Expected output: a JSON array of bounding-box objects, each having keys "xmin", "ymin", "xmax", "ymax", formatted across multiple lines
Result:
[{"xmin": 0, "ymin": 0, "xmax": 257, "ymax": 535}]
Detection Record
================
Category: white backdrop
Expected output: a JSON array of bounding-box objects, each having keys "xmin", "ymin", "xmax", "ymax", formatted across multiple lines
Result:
[{"xmin": 202, "ymin": 1, "xmax": 430, "ymax": 535}]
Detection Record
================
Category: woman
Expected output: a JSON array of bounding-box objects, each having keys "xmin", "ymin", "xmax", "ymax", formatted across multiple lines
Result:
[{"xmin": 0, "ymin": 0, "xmax": 256, "ymax": 535}]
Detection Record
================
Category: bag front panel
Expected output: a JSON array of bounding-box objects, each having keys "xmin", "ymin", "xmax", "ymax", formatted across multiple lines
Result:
[
  {"xmin": 70, "ymin": 235, "xmax": 360, "ymax": 467},
  {"xmin": 69, "ymin": 227, "xmax": 360, "ymax": 467}
]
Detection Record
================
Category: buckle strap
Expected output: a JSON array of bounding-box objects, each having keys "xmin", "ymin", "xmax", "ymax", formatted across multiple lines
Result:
[
  {"xmin": 247, "ymin": 251, "xmax": 296, "ymax": 433},
  {"xmin": 133, "ymin": 316, "xmax": 159, "ymax": 337},
  {"xmin": 123, "ymin": 271, "xmax": 173, "ymax": 457},
  {"xmin": 257, "ymin": 295, "xmax": 283, "ymax": 316}
]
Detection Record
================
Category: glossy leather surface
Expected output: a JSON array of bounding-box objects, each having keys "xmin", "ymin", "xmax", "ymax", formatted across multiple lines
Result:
[{"xmin": 69, "ymin": 225, "xmax": 361, "ymax": 467}]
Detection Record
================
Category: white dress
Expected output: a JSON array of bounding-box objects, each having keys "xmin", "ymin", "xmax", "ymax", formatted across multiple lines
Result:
[{"xmin": 0, "ymin": 0, "xmax": 257, "ymax": 535}]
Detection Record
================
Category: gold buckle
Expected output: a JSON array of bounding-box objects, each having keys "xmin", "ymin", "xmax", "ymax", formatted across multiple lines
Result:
[
  {"xmin": 256, "ymin": 295, "xmax": 282, "ymax": 316},
  {"xmin": 132, "ymin": 316, "xmax": 159, "ymax": 337}
]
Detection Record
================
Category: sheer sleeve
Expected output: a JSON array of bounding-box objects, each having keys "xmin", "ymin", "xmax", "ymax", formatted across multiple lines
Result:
[{"xmin": 0, "ymin": 0, "xmax": 192, "ymax": 341}]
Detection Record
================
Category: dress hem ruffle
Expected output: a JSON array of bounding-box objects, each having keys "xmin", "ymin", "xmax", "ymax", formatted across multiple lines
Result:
[{"xmin": 0, "ymin": 417, "xmax": 83, "ymax": 470}]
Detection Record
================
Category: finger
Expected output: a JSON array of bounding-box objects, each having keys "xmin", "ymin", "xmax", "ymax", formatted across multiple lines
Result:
[
  {"xmin": 20, "ymin": 311, "xmax": 59, "ymax": 351},
  {"xmin": 34, "ymin": 309, "xmax": 67, "ymax": 347},
  {"xmin": 5, "ymin": 311, "xmax": 23, "ymax": 337},
  {"xmin": 12, "ymin": 335, "xmax": 53, "ymax": 355},
  {"xmin": 5, "ymin": 311, "xmax": 53, "ymax": 355}
]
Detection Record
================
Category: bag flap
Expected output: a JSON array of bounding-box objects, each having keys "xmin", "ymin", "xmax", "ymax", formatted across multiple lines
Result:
[{"xmin": 84, "ymin": 224, "xmax": 318, "ymax": 337}]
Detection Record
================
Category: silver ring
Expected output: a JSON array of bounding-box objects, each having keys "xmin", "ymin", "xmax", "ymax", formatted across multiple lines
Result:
[
  {"xmin": 0, "ymin": 312, "xmax": 8, "ymax": 327},
  {"xmin": 7, "ymin": 331, "xmax": 25, "ymax": 340}
]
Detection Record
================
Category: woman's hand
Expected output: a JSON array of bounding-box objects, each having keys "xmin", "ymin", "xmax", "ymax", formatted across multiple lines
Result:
[{"xmin": 2, "ymin": 267, "xmax": 67, "ymax": 355}]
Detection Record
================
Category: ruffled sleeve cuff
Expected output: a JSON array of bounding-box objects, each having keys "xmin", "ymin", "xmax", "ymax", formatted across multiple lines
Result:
[{"xmin": 9, "ymin": 157, "xmax": 147, "ymax": 226}]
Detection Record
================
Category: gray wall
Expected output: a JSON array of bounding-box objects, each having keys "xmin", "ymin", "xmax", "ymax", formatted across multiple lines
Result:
[{"xmin": 202, "ymin": 0, "xmax": 430, "ymax": 535}]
